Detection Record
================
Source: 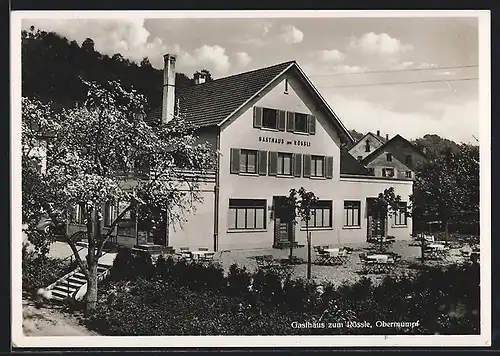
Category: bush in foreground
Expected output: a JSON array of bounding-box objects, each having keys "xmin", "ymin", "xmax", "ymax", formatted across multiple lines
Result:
[
  {"xmin": 22, "ymin": 244, "xmax": 76, "ymax": 295},
  {"xmin": 85, "ymin": 250, "xmax": 479, "ymax": 336}
]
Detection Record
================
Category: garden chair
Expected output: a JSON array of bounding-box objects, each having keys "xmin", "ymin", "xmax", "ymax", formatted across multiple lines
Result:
[
  {"xmin": 313, "ymin": 246, "xmax": 330, "ymax": 265},
  {"xmin": 359, "ymin": 253, "xmax": 378, "ymax": 274},
  {"xmin": 199, "ymin": 247, "xmax": 209, "ymax": 251}
]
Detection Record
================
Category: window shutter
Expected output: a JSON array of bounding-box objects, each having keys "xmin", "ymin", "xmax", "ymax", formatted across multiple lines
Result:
[
  {"xmin": 286, "ymin": 112, "xmax": 295, "ymax": 132},
  {"xmin": 303, "ymin": 154, "xmax": 311, "ymax": 178},
  {"xmin": 258, "ymin": 151, "xmax": 268, "ymax": 175},
  {"xmin": 268, "ymin": 151, "xmax": 278, "ymax": 176},
  {"xmin": 230, "ymin": 148, "xmax": 240, "ymax": 174},
  {"xmin": 307, "ymin": 115, "xmax": 316, "ymax": 135},
  {"xmin": 277, "ymin": 110, "xmax": 286, "ymax": 131},
  {"xmin": 293, "ymin": 153, "xmax": 302, "ymax": 177},
  {"xmin": 253, "ymin": 107, "xmax": 263, "ymax": 128},
  {"xmin": 325, "ymin": 156, "xmax": 334, "ymax": 179}
]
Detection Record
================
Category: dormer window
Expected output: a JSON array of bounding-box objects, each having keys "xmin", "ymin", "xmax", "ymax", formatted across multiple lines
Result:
[
  {"xmin": 365, "ymin": 140, "xmax": 371, "ymax": 152},
  {"xmin": 386, "ymin": 153, "xmax": 392, "ymax": 162}
]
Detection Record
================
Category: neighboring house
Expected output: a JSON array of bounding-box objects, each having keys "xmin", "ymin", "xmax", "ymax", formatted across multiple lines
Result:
[
  {"xmin": 360, "ymin": 134, "xmax": 428, "ymax": 180},
  {"xmin": 347, "ymin": 131, "xmax": 386, "ymax": 162},
  {"xmin": 67, "ymin": 54, "xmax": 414, "ymax": 251}
]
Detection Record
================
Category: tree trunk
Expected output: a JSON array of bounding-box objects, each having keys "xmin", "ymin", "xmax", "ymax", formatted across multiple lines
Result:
[
  {"xmin": 420, "ymin": 233, "xmax": 425, "ymax": 264},
  {"xmin": 289, "ymin": 222, "xmax": 293, "ymax": 260},
  {"xmin": 84, "ymin": 208, "xmax": 100, "ymax": 317},
  {"xmin": 307, "ymin": 226, "xmax": 311, "ymax": 280},
  {"xmin": 84, "ymin": 263, "xmax": 98, "ymax": 317},
  {"xmin": 444, "ymin": 220, "xmax": 449, "ymax": 242}
]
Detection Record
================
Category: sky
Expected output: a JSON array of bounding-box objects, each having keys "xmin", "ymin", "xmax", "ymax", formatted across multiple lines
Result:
[{"xmin": 21, "ymin": 14, "xmax": 481, "ymax": 143}]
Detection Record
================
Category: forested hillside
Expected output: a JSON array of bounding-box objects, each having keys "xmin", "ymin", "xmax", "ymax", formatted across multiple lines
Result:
[{"xmin": 21, "ymin": 26, "xmax": 197, "ymax": 111}]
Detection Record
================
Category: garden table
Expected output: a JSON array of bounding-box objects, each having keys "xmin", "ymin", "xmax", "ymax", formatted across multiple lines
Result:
[
  {"xmin": 191, "ymin": 250, "xmax": 214, "ymax": 260},
  {"xmin": 362, "ymin": 254, "xmax": 396, "ymax": 274},
  {"xmin": 323, "ymin": 248, "xmax": 349, "ymax": 265}
]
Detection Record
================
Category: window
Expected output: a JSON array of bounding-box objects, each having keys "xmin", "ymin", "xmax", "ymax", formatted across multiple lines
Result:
[
  {"xmin": 382, "ymin": 168, "xmax": 395, "ymax": 178},
  {"xmin": 284, "ymin": 79, "xmax": 289, "ymax": 94},
  {"xmin": 368, "ymin": 167, "xmax": 375, "ymax": 175},
  {"xmin": 72, "ymin": 204, "xmax": 86, "ymax": 224},
  {"xmin": 344, "ymin": 201, "xmax": 361, "ymax": 227},
  {"xmin": 262, "ymin": 108, "xmax": 278, "ymax": 129},
  {"xmin": 104, "ymin": 202, "xmax": 116, "ymax": 226},
  {"xmin": 228, "ymin": 199, "xmax": 266, "ymax": 230},
  {"xmin": 357, "ymin": 156, "xmax": 363, "ymax": 161},
  {"xmin": 405, "ymin": 155, "xmax": 412, "ymax": 165},
  {"xmin": 386, "ymin": 153, "xmax": 392, "ymax": 162},
  {"xmin": 311, "ymin": 156, "xmax": 324, "ymax": 177},
  {"xmin": 277, "ymin": 152, "xmax": 293, "ymax": 175},
  {"xmin": 240, "ymin": 149, "xmax": 258, "ymax": 174},
  {"xmin": 394, "ymin": 202, "xmax": 408, "ymax": 226},
  {"xmin": 365, "ymin": 140, "xmax": 371, "ymax": 152},
  {"xmin": 294, "ymin": 113, "xmax": 308, "ymax": 133},
  {"xmin": 405, "ymin": 171, "xmax": 412, "ymax": 179},
  {"xmin": 306, "ymin": 201, "xmax": 332, "ymax": 228}
]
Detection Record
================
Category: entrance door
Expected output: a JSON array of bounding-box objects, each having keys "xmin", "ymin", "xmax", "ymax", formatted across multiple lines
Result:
[
  {"xmin": 366, "ymin": 198, "xmax": 387, "ymax": 241},
  {"xmin": 273, "ymin": 196, "xmax": 295, "ymax": 248}
]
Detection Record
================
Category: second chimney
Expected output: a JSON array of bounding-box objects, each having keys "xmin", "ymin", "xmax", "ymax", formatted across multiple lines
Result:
[
  {"xmin": 386, "ymin": 134, "xmax": 389, "ymax": 141},
  {"xmin": 376, "ymin": 130, "xmax": 380, "ymax": 137},
  {"xmin": 194, "ymin": 71, "xmax": 206, "ymax": 85},
  {"xmin": 162, "ymin": 54, "xmax": 177, "ymax": 124}
]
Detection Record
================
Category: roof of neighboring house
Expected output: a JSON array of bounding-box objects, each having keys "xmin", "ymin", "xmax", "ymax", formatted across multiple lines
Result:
[
  {"xmin": 361, "ymin": 134, "xmax": 428, "ymax": 165},
  {"xmin": 340, "ymin": 149, "xmax": 374, "ymax": 176},
  {"xmin": 146, "ymin": 60, "xmax": 354, "ymax": 144},
  {"xmin": 346, "ymin": 132, "xmax": 385, "ymax": 151}
]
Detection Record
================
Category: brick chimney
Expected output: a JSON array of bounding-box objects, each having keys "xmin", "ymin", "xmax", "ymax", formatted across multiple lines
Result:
[
  {"xmin": 376, "ymin": 130, "xmax": 380, "ymax": 137},
  {"xmin": 386, "ymin": 134, "xmax": 389, "ymax": 141},
  {"xmin": 162, "ymin": 54, "xmax": 177, "ymax": 124},
  {"xmin": 193, "ymin": 71, "xmax": 207, "ymax": 85}
]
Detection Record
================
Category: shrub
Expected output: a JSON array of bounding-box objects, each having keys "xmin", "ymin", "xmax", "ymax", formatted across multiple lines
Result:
[
  {"xmin": 226, "ymin": 264, "xmax": 252, "ymax": 297},
  {"xmin": 109, "ymin": 247, "xmax": 155, "ymax": 280},
  {"xmin": 88, "ymin": 254, "xmax": 480, "ymax": 336},
  {"xmin": 22, "ymin": 248, "xmax": 76, "ymax": 294}
]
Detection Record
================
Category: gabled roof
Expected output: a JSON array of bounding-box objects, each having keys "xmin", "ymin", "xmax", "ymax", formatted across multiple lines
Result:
[
  {"xmin": 361, "ymin": 134, "xmax": 428, "ymax": 165},
  {"xmin": 340, "ymin": 149, "xmax": 374, "ymax": 176},
  {"xmin": 347, "ymin": 132, "xmax": 385, "ymax": 151},
  {"xmin": 146, "ymin": 61, "xmax": 294, "ymax": 127},
  {"xmin": 146, "ymin": 61, "xmax": 354, "ymax": 144}
]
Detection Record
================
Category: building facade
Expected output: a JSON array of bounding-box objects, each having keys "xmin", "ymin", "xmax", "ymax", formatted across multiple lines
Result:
[
  {"xmin": 67, "ymin": 55, "xmax": 414, "ymax": 251},
  {"xmin": 360, "ymin": 134, "xmax": 428, "ymax": 180}
]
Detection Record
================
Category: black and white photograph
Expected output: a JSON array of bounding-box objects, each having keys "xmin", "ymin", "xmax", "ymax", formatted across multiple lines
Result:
[{"xmin": 11, "ymin": 10, "xmax": 490, "ymax": 348}]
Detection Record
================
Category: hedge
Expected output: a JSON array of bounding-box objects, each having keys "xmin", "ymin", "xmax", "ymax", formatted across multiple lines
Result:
[
  {"xmin": 22, "ymin": 243, "xmax": 77, "ymax": 294},
  {"xmin": 85, "ymin": 249, "xmax": 480, "ymax": 335}
]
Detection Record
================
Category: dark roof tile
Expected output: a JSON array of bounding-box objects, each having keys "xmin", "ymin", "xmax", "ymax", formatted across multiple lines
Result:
[
  {"xmin": 340, "ymin": 149, "xmax": 374, "ymax": 176},
  {"xmin": 146, "ymin": 61, "xmax": 295, "ymax": 127}
]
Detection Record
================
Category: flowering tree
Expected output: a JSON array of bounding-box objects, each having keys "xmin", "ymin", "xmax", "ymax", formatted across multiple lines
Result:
[
  {"xmin": 21, "ymin": 80, "xmax": 215, "ymax": 316},
  {"xmin": 282, "ymin": 187, "xmax": 318, "ymax": 279},
  {"xmin": 410, "ymin": 144, "xmax": 479, "ymax": 241}
]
